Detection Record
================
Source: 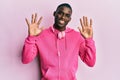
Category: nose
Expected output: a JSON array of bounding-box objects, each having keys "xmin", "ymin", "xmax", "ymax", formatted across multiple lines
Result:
[{"xmin": 61, "ymin": 14, "xmax": 66, "ymax": 19}]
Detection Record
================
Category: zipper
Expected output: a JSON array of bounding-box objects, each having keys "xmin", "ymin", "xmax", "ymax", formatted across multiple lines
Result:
[
  {"xmin": 58, "ymin": 51, "xmax": 60, "ymax": 80},
  {"xmin": 57, "ymin": 39, "xmax": 60, "ymax": 80}
]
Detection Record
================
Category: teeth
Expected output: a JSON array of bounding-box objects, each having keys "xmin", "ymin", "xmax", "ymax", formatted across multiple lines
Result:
[{"xmin": 59, "ymin": 20, "xmax": 64, "ymax": 24}]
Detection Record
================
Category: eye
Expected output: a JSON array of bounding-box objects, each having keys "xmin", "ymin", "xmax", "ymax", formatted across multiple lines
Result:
[
  {"xmin": 57, "ymin": 11, "xmax": 63, "ymax": 15},
  {"xmin": 66, "ymin": 14, "xmax": 71, "ymax": 18}
]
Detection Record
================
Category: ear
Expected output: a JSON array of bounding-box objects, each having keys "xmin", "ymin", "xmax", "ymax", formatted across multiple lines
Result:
[{"xmin": 53, "ymin": 11, "xmax": 56, "ymax": 16}]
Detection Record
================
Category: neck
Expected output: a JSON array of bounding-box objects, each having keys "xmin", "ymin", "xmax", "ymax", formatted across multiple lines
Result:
[{"xmin": 53, "ymin": 24, "xmax": 66, "ymax": 31}]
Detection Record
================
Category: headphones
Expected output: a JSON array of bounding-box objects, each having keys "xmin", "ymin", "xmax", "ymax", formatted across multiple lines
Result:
[{"xmin": 58, "ymin": 31, "xmax": 65, "ymax": 39}]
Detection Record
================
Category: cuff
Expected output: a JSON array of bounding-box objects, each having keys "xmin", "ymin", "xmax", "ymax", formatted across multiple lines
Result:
[
  {"xmin": 25, "ymin": 35, "xmax": 37, "ymax": 44},
  {"xmin": 85, "ymin": 38, "xmax": 95, "ymax": 44}
]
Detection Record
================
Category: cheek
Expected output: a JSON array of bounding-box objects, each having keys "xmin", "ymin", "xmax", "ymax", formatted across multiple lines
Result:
[
  {"xmin": 55, "ymin": 15, "xmax": 61, "ymax": 20},
  {"xmin": 57, "ymin": 15, "xmax": 63, "ymax": 19},
  {"xmin": 66, "ymin": 18, "xmax": 71, "ymax": 23}
]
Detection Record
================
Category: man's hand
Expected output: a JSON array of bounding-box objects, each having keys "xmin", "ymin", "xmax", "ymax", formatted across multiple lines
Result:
[
  {"xmin": 25, "ymin": 13, "xmax": 44, "ymax": 36},
  {"xmin": 78, "ymin": 16, "xmax": 93, "ymax": 39}
]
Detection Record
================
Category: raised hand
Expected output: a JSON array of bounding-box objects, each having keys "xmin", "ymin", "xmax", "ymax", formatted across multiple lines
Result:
[
  {"xmin": 25, "ymin": 13, "xmax": 44, "ymax": 36},
  {"xmin": 78, "ymin": 16, "xmax": 93, "ymax": 39}
]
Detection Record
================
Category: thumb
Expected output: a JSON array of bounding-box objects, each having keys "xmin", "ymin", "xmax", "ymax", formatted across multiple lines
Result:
[
  {"xmin": 39, "ymin": 26, "xmax": 44, "ymax": 31},
  {"xmin": 78, "ymin": 27, "xmax": 84, "ymax": 36},
  {"xmin": 40, "ymin": 26, "xmax": 44, "ymax": 30},
  {"xmin": 77, "ymin": 27, "xmax": 82, "ymax": 33}
]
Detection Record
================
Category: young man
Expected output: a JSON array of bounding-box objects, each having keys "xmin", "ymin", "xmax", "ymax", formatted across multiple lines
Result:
[{"xmin": 22, "ymin": 3, "xmax": 96, "ymax": 80}]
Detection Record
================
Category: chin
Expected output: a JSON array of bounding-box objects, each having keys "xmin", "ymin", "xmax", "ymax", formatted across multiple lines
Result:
[{"xmin": 58, "ymin": 23, "xmax": 66, "ymax": 28}]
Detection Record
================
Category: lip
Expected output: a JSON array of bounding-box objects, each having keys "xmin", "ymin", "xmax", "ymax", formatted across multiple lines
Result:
[{"xmin": 58, "ymin": 20, "xmax": 65, "ymax": 24}]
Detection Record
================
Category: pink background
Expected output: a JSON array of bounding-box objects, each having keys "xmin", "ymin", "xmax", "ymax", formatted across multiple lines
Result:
[{"xmin": 0, "ymin": 0, "xmax": 120, "ymax": 80}]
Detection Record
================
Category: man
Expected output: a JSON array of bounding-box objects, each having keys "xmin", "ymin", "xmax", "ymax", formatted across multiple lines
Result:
[{"xmin": 22, "ymin": 3, "xmax": 96, "ymax": 80}]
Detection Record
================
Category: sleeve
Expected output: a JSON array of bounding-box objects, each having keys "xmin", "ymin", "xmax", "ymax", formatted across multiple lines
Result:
[
  {"xmin": 22, "ymin": 36, "xmax": 38, "ymax": 64},
  {"xmin": 79, "ymin": 38, "xmax": 96, "ymax": 67}
]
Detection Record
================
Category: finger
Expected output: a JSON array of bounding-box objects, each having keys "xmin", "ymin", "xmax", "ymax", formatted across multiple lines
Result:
[
  {"xmin": 34, "ymin": 13, "xmax": 37, "ymax": 23},
  {"xmin": 79, "ymin": 28, "xmax": 83, "ymax": 34},
  {"xmin": 85, "ymin": 17, "xmax": 88, "ymax": 26},
  {"xmin": 37, "ymin": 16, "xmax": 43, "ymax": 25},
  {"xmin": 80, "ymin": 18, "xmax": 84, "ymax": 31},
  {"xmin": 40, "ymin": 26, "xmax": 44, "ymax": 30},
  {"xmin": 31, "ymin": 14, "xmax": 35, "ymax": 23},
  {"xmin": 90, "ymin": 18, "xmax": 92, "ymax": 27},
  {"xmin": 25, "ymin": 18, "xmax": 30, "ymax": 27},
  {"xmin": 77, "ymin": 27, "xmax": 80, "ymax": 32},
  {"xmin": 38, "ymin": 26, "xmax": 44, "ymax": 33},
  {"xmin": 77, "ymin": 27, "xmax": 80, "ymax": 31},
  {"xmin": 83, "ymin": 16, "xmax": 86, "ymax": 26},
  {"xmin": 78, "ymin": 27, "xmax": 83, "ymax": 34}
]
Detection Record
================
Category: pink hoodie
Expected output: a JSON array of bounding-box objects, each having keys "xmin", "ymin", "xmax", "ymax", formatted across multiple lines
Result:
[{"xmin": 22, "ymin": 26, "xmax": 96, "ymax": 80}]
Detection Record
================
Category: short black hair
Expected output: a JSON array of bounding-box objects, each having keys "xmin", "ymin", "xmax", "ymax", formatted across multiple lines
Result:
[{"xmin": 56, "ymin": 3, "xmax": 72, "ymax": 12}]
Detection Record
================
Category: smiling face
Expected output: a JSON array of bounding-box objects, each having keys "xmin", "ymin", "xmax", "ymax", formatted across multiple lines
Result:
[{"xmin": 53, "ymin": 6, "xmax": 72, "ymax": 31}]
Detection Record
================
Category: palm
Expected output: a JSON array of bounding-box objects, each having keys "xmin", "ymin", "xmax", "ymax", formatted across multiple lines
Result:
[
  {"xmin": 25, "ymin": 13, "xmax": 43, "ymax": 36},
  {"xmin": 29, "ymin": 23, "xmax": 42, "ymax": 36},
  {"xmin": 78, "ymin": 16, "xmax": 93, "ymax": 39}
]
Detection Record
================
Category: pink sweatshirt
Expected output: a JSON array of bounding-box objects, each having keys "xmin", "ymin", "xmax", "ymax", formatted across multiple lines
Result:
[{"xmin": 22, "ymin": 26, "xmax": 96, "ymax": 80}]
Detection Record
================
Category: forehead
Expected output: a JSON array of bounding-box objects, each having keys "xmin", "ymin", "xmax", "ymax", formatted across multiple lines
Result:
[{"xmin": 56, "ymin": 6, "xmax": 72, "ymax": 14}]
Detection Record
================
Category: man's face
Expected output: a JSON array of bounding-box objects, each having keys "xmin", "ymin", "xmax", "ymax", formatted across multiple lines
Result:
[{"xmin": 54, "ymin": 6, "xmax": 72, "ymax": 30}]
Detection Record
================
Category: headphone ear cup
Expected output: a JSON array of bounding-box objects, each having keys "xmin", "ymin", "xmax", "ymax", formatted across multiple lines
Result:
[
  {"xmin": 58, "ymin": 31, "xmax": 65, "ymax": 39},
  {"xmin": 58, "ymin": 32, "xmax": 62, "ymax": 39}
]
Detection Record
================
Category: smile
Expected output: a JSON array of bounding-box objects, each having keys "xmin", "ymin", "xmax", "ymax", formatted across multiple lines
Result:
[{"xmin": 59, "ymin": 20, "xmax": 65, "ymax": 24}]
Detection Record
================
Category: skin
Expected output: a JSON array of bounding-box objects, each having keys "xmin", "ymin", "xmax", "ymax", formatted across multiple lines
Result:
[
  {"xmin": 78, "ymin": 16, "xmax": 93, "ymax": 38},
  {"xmin": 25, "ymin": 6, "xmax": 93, "ymax": 39},
  {"xmin": 53, "ymin": 6, "xmax": 72, "ymax": 31},
  {"xmin": 25, "ymin": 13, "xmax": 43, "ymax": 36}
]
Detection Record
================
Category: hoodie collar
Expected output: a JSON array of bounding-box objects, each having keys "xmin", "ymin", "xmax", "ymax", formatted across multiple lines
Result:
[{"xmin": 50, "ymin": 26, "xmax": 72, "ymax": 33}]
